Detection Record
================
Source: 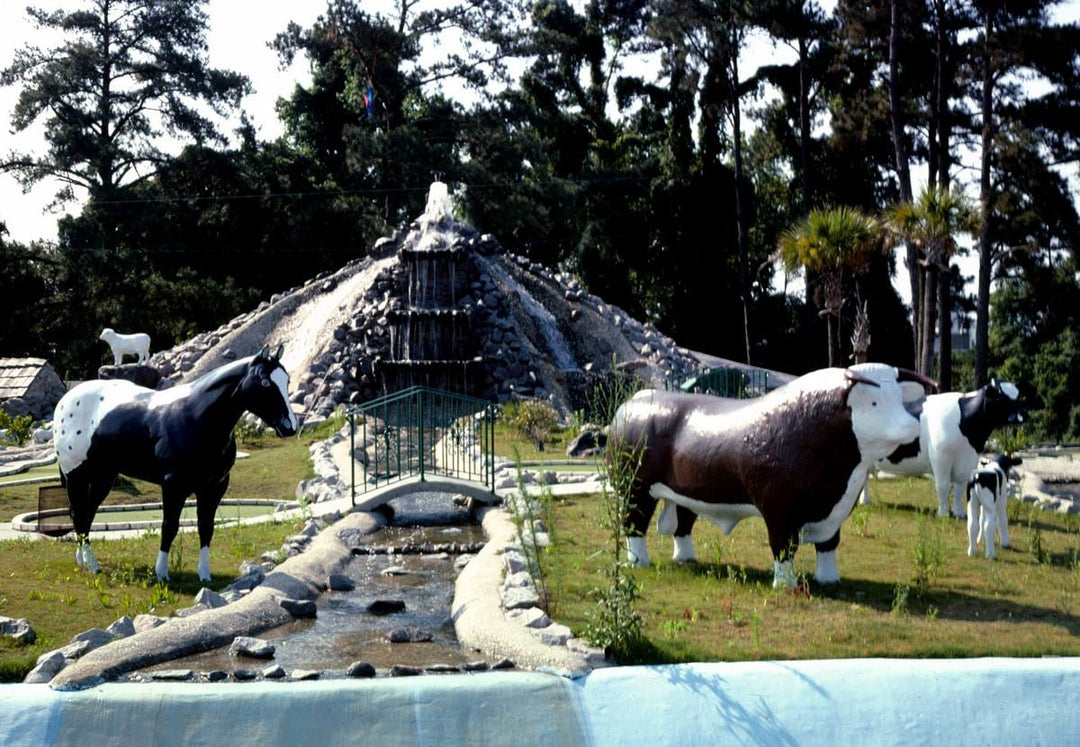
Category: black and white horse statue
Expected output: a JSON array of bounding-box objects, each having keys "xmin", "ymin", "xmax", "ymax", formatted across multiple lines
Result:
[{"xmin": 54, "ymin": 345, "xmax": 299, "ymax": 582}]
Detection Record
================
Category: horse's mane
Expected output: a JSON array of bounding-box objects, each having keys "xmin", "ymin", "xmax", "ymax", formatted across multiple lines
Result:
[{"xmin": 190, "ymin": 356, "xmax": 255, "ymax": 396}]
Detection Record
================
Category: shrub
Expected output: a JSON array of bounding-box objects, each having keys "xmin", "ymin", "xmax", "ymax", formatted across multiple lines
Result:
[
  {"xmin": 506, "ymin": 399, "xmax": 559, "ymax": 451},
  {"xmin": 0, "ymin": 411, "xmax": 34, "ymax": 446}
]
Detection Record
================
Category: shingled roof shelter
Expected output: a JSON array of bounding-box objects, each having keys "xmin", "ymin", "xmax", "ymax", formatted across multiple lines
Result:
[{"xmin": 0, "ymin": 358, "xmax": 67, "ymax": 421}]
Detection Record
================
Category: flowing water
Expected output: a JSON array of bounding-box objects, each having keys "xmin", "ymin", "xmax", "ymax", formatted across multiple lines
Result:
[
  {"xmin": 482, "ymin": 256, "xmax": 579, "ymax": 372},
  {"xmin": 136, "ymin": 493, "xmax": 499, "ymax": 678}
]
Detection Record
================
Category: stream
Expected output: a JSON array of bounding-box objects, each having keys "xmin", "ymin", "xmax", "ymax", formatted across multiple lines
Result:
[{"xmin": 134, "ymin": 493, "xmax": 502, "ymax": 679}]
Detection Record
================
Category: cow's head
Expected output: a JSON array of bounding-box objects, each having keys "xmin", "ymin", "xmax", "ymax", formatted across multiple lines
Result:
[
  {"xmin": 845, "ymin": 363, "xmax": 936, "ymax": 462},
  {"xmin": 985, "ymin": 377, "xmax": 1025, "ymax": 426}
]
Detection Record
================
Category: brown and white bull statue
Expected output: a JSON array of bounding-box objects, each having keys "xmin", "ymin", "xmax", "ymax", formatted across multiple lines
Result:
[{"xmin": 608, "ymin": 363, "xmax": 935, "ymax": 588}]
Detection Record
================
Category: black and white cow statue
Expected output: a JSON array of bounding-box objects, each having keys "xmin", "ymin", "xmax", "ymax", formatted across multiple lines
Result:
[
  {"xmin": 608, "ymin": 363, "xmax": 934, "ymax": 588},
  {"xmin": 54, "ymin": 345, "xmax": 299, "ymax": 582},
  {"xmin": 871, "ymin": 378, "xmax": 1025, "ymax": 518},
  {"xmin": 967, "ymin": 454, "xmax": 1023, "ymax": 559}
]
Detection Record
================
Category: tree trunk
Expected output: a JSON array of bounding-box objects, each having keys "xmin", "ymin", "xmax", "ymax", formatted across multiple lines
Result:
[
  {"xmin": 888, "ymin": 0, "xmax": 922, "ymax": 368},
  {"xmin": 975, "ymin": 9, "xmax": 994, "ymax": 388},
  {"xmin": 731, "ymin": 30, "xmax": 753, "ymax": 365},
  {"xmin": 798, "ymin": 34, "xmax": 811, "ymax": 215},
  {"xmin": 920, "ymin": 267, "xmax": 938, "ymax": 377},
  {"xmin": 827, "ymin": 314, "xmax": 838, "ymax": 368},
  {"xmin": 938, "ymin": 263, "xmax": 952, "ymax": 390},
  {"xmin": 934, "ymin": 0, "xmax": 951, "ymax": 189}
]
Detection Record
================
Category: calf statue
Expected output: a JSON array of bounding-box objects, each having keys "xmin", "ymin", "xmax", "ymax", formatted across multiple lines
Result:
[
  {"xmin": 608, "ymin": 363, "xmax": 934, "ymax": 589},
  {"xmin": 967, "ymin": 454, "xmax": 1023, "ymax": 559},
  {"xmin": 870, "ymin": 378, "xmax": 1025, "ymax": 518},
  {"xmin": 54, "ymin": 345, "xmax": 299, "ymax": 581},
  {"xmin": 99, "ymin": 327, "xmax": 151, "ymax": 366}
]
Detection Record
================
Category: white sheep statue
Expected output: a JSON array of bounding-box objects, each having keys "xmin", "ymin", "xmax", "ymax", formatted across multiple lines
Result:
[{"xmin": 99, "ymin": 328, "xmax": 151, "ymax": 365}]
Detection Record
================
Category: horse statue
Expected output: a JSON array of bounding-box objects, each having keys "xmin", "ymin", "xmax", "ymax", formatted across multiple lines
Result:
[{"xmin": 53, "ymin": 345, "xmax": 299, "ymax": 582}]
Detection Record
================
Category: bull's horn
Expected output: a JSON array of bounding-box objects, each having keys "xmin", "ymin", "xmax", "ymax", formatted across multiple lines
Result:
[
  {"xmin": 844, "ymin": 370, "xmax": 881, "ymax": 388},
  {"xmin": 895, "ymin": 368, "xmax": 938, "ymax": 391}
]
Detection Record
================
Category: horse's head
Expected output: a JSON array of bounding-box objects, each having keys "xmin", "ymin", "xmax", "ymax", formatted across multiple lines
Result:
[{"xmin": 240, "ymin": 345, "xmax": 299, "ymax": 437}]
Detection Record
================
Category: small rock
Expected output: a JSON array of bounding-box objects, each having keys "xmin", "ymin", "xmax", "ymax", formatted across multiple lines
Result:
[
  {"xmin": 0, "ymin": 616, "xmax": 36, "ymax": 645},
  {"xmin": 105, "ymin": 616, "xmax": 135, "ymax": 638},
  {"xmin": 262, "ymin": 664, "xmax": 287, "ymax": 679},
  {"xmin": 492, "ymin": 659, "xmax": 516, "ymax": 670},
  {"xmin": 385, "ymin": 627, "xmax": 433, "ymax": 643},
  {"xmin": 347, "ymin": 661, "xmax": 376, "ymax": 678},
  {"xmin": 194, "ymin": 587, "xmax": 228, "ymax": 610},
  {"xmin": 205, "ymin": 670, "xmax": 228, "ymax": 683},
  {"xmin": 531, "ymin": 623, "xmax": 573, "ymax": 646},
  {"xmin": 290, "ymin": 669, "xmax": 320, "ymax": 681},
  {"xmin": 507, "ymin": 607, "xmax": 551, "ymax": 629},
  {"xmin": 327, "ymin": 573, "xmax": 355, "ymax": 591},
  {"xmin": 232, "ymin": 669, "xmax": 257, "ymax": 681},
  {"xmin": 23, "ymin": 651, "xmax": 67, "ymax": 684},
  {"xmin": 280, "ymin": 598, "xmax": 317, "ymax": 618},
  {"xmin": 367, "ymin": 599, "xmax": 406, "ymax": 615},
  {"xmin": 462, "ymin": 661, "xmax": 490, "ymax": 672},
  {"xmin": 501, "ymin": 586, "xmax": 540, "ymax": 610},
  {"xmin": 229, "ymin": 636, "xmax": 276, "ymax": 659},
  {"xmin": 425, "ymin": 664, "xmax": 460, "ymax": 674},
  {"xmin": 389, "ymin": 665, "xmax": 423, "ymax": 677},
  {"xmin": 381, "ymin": 566, "xmax": 411, "ymax": 576},
  {"xmin": 151, "ymin": 669, "xmax": 193, "ymax": 682},
  {"xmin": 502, "ymin": 571, "xmax": 533, "ymax": 590}
]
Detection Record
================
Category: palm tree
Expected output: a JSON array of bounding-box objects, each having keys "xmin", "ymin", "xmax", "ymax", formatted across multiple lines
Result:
[
  {"xmin": 882, "ymin": 186, "xmax": 976, "ymax": 389},
  {"xmin": 778, "ymin": 206, "xmax": 883, "ymax": 367}
]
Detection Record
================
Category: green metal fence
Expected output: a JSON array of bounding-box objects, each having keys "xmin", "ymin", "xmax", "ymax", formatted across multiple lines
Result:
[
  {"xmin": 666, "ymin": 366, "xmax": 770, "ymax": 398},
  {"xmin": 346, "ymin": 386, "xmax": 496, "ymax": 505}
]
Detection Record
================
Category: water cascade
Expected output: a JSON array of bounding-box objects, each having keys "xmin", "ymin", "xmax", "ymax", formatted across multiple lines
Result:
[{"xmin": 375, "ymin": 183, "xmax": 485, "ymax": 394}]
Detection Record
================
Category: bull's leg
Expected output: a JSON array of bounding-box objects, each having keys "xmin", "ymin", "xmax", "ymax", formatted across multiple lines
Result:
[
  {"xmin": 195, "ymin": 474, "xmax": 230, "ymax": 583},
  {"xmin": 768, "ymin": 526, "xmax": 799, "ymax": 590},
  {"xmin": 625, "ymin": 488, "xmax": 657, "ymax": 568},
  {"xmin": 672, "ymin": 506, "xmax": 697, "ymax": 564},
  {"xmin": 156, "ymin": 483, "xmax": 187, "ymax": 581},
  {"xmin": 813, "ymin": 530, "xmax": 841, "ymax": 584},
  {"xmin": 966, "ymin": 490, "xmax": 982, "ymax": 557}
]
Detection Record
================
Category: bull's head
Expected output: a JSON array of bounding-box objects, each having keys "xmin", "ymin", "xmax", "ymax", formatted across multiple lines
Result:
[{"xmin": 844, "ymin": 363, "xmax": 933, "ymax": 462}]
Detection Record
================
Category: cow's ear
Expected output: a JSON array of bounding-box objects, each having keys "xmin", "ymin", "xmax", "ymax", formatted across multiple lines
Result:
[
  {"xmin": 899, "ymin": 381, "xmax": 926, "ymax": 403},
  {"xmin": 257, "ymin": 345, "xmax": 270, "ymax": 360},
  {"xmin": 272, "ymin": 344, "xmax": 284, "ymax": 361}
]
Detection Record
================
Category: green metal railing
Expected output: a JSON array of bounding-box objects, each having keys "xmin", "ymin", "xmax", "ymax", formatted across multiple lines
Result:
[
  {"xmin": 346, "ymin": 386, "xmax": 496, "ymax": 504},
  {"xmin": 666, "ymin": 366, "xmax": 770, "ymax": 399}
]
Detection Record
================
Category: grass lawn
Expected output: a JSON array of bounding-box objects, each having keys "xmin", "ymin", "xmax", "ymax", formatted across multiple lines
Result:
[
  {"xmin": 0, "ymin": 426, "xmax": 331, "ymax": 682},
  {"xmin": 541, "ymin": 475, "xmax": 1080, "ymax": 663}
]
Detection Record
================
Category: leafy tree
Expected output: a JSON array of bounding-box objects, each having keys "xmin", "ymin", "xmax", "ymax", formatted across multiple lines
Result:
[
  {"xmin": 778, "ymin": 206, "xmax": 882, "ymax": 366},
  {"xmin": 971, "ymin": 0, "xmax": 1080, "ymax": 386},
  {"xmin": 1, "ymin": 0, "xmax": 248, "ymax": 215},
  {"xmin": 882, "ymin": 185, "xmax": 976, "ymax": 388}
]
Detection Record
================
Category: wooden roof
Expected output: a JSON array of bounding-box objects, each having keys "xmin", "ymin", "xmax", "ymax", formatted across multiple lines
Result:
[{"xmin": 0, "ymin": 358, "xmax": 50, "ymax": 400}]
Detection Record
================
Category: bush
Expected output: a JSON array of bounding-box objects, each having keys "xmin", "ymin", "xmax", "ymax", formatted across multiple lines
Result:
[
  {"xmin": 0, "ymin": 411, "xmax": 34, "ymax": 446},
  {"xmin": 505, "ymin": 399, "xmax": 559, "ymax": 451}
]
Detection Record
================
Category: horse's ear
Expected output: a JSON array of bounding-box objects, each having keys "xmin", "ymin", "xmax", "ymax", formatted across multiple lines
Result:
[
  {"xmin": 272, "ymin": 344, "xmax": 284, "ymax": 361},
  {"xmin": 257, "ymin": 345, "xmax": 270, "ymax": 361}
]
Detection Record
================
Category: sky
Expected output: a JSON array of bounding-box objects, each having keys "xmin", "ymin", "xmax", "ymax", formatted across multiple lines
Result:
[{"xmin": 1, "ymin": 0, "xmax": 1077, "ymax": 313}]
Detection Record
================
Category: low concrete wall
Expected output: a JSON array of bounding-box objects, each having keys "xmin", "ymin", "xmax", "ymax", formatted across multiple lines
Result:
[{"xmin": 2, "ymin": 658, "xmax": 1079, "ymax": 745}]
